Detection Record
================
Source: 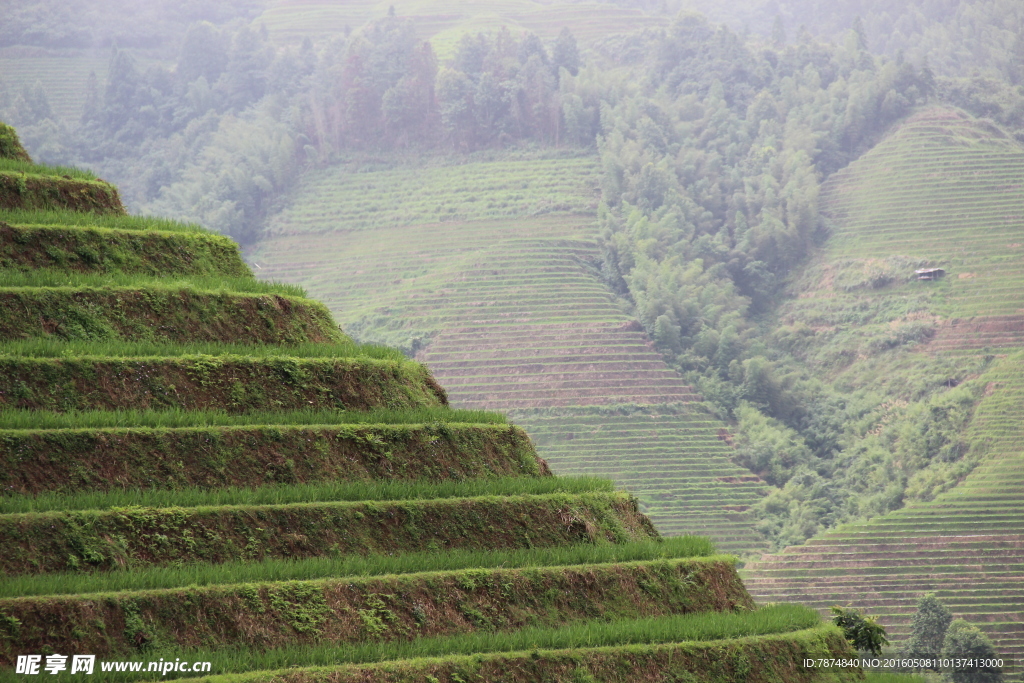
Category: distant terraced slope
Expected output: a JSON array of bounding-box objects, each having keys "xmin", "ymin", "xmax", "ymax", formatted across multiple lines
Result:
[
  {"xmin": 746, "ymin": 107, "xmax": 1024, "ymax": 665},
  {"xmin": 745, "ymin": 351, "xmax": 1024, "ymax": 663},
  {"xmin": 520, "ymin": 406, "xmax": 768, "ymax": 547},
  {"xmin": 253, "ymin": 153, "xmax": 771, "ymax": 551},
  {"xmin": 258, "ymin": 0, "xmax": 667, "ymax": 53},
  {"xmin": 0, "ymin": 47, "xmax": 150, "ymax": 122},
  {"xmin": 820, "ymin": 107, "xmax": 1024, "ymax": 341}
]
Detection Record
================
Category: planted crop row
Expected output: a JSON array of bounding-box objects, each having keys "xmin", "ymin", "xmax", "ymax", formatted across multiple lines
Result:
[
  {"xmin": 210, "ymin": 625, "xmax": 853, "ymax": 683},
  {"xmin": 0, "ymin": 355, "xmax": 445, "ymax": 413},
  {"xmin": 0, "ymin": 208, "xmax": 206, "ymax": 234},
  {"xmin": 0, "ymin": 158, "xmax": 96, "ymax": 180},
  {"xmin": 0, "ymin": 337, "xmax": 406, "ymax": 361},
  {"xmin": 0, "ymin": 557, "xmax": 751, "ymax": 660},
  {"xmin": 0, "ymin": 491, "xmax": 656, "ymax": 574},
  {"xmin": 0, "ymin": 267, "xmax": 305, "ymax": 297},
  {"xmin": 2, "ymin": 457, "xmax": 564, "ymax": 513},
  {"xmin": 0, "ymin": 536, "xmax": 714, "ymax": 599},
  {"xmin": 0, "ymin": 405, "xmax": 500, "ymax": 430}
]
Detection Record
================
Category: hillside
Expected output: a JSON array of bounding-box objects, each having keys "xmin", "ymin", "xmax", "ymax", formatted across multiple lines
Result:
[
  {"xmin": 252, "ymin": 152, "xmax": 773, "ymax": 554},
  {"xmin": 0, "ymin": 47, "xmax": 111, "ymax": 122},
  {"xmin": 743, "ymin": 107, "xmax": 1024, "ymax": 666},
  {"xmin": 0, "ymin": 122, "xmax": 861, "ymax": 682},
  {"xmin": 257, "ymin": 0, "xmax": 668, "ymax": 52}
]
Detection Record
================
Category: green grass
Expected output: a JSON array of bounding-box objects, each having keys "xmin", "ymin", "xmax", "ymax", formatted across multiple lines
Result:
[
  {"xmin": 0, "ymin": 475, "xmax": 604, "ymax": 514},
  {"xmin": 0, "ymin": 406, "xmax": 504, "ymax": 430},
  {"xmin": 0, "ymin": 266, "xmax": 305, "ymax": 297},
  {"xmin": 0, "ymin": 537, "xmax": 716, "ymax": 598},
  {"xmin": 0, "ymin": 604, "xmax": 813, "ymax": 683},
  {"xmin": 0, "ymin": 338, "xmax": 407, "ymax": 362},
  {"xmin": 0, "ymin": 158, "xmax": 98, "ymax": 180},
  {"xmin": 0, "ymin": 208, "xmax": 209, "ymax": 233}
]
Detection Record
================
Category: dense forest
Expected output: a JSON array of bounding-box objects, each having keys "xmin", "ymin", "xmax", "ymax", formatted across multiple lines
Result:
[{"xmin": 3, "ymin": 0, "xmax": 1023, "ymax": 548}]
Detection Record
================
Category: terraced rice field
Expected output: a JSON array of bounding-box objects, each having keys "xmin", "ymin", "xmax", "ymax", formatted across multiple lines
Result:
[
  {"xmin": 0, "ymin": 134, "xmax": 862, "ymax": 681},
  {"xmin": 815, "ymin": 107, "xmax": 1024, "ymax": 349},
  {"xmin": 258, "ymin": 0, "xmax": 667, "ymax": 52},
  {"xmin": 744, "ymin": 352, "xmax": 1024, "ymax": 664},
  {"xmin": 513, "ymin": 406, "xmax": 771, "ymax": 553},
  {"xmin": 266, "ymin": 155, "xmax": 602, "ymax": 235},
  {"xmin": 253, "ymin": 154, "xmax": 769, "ymax": 550},
  {"xmin": 747, "ymin": 107, "xmax": 1024, "ymax": 665},
  {"xmin": 0, "ymin": 48, "xmax": 131, "ymax": 122}
]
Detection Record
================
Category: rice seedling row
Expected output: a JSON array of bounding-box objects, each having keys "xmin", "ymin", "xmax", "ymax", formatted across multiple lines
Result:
[
  {"xmin": 0, "ymin": 536, "xmax": 713, "ymax": 599},
  {"xmin": 0, "ymin": 473, "xmax": 610, "ymax": 514},
  {"xmin": 0, "ymin": 267, "xmax": 306, "ymax": 297}
]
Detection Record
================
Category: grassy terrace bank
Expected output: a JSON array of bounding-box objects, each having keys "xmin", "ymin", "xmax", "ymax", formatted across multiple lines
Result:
[
  {"xmin": 0, "ymin": 356, "xmax": 447, "ymax": 412},
  {"xmin": 5, "ymin": 613, "xmax": 849, "ymax": 683},
  {"xmin": 0, "ymin": 406, "xmax": 501, "ymax": 428},
  {"xmin": 0, "ymin": 288, "xmax": 343, "ymax": 344},
  {"xmin": 1, "ymin": 474, "xmax": 600, "ymax": 514},
  {"xmin": 0, "ymin": 222, "xmax": 249, "ymax": 276},
  {"xmin": 0, "ymin": 609, "xmax": 852, "ymax": 682},
  {"xmin": 0, "ymin": 172, "xmax": 124, "ymax": 214},
  {"xmin": 0, "ymin": 492, "xmax": 658, "ymax": 573},
  {"xmin": 0, "ymin": 422, "xmax": 545, "ymax": 494},
  {"xmin": 0, "ymin": 557, "xmax": 751, "ymax": 659}
]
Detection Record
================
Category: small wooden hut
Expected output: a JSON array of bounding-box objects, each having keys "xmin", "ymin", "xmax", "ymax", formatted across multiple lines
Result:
[{"xmin": 915, "ymin": 267, "xmax": 945, "ymax": 281}]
